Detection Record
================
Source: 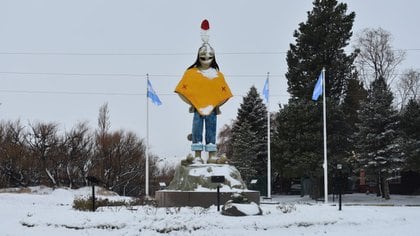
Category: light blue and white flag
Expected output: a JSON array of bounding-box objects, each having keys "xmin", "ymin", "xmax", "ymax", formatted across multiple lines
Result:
[
  {"xmin": 147, "ymin": 79, "xmax": 162, "ymax": 106},
  {"xmin": 262, "ymin": 78, "xmax": 269, "ymax": 103},
  {"xmin": 312, "ymin": 72, "xmax": 323, "ymax": 101}
]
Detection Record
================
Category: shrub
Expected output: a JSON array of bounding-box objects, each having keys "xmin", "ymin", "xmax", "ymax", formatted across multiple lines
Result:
[{"xmin": 72, "ymin": 197, "xmax": 143, "ymax": 211}]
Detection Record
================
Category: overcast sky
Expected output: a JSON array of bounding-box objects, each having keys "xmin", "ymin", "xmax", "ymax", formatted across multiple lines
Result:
[{"xmin": 1, "ymin": 0, "xmax": 419, "ymax": 164}]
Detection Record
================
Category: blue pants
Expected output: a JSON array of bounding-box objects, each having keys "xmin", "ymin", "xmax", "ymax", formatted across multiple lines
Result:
[{"xmin": 191, "ymin": 110, "xmax": 217, "ymax": 151}]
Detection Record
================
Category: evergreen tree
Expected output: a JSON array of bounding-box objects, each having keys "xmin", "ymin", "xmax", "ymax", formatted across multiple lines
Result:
[
  {"xmin": 354, "ymin": 76, "xmax": 403, "ymax": 199},
  {"xmin": 342, "ymin": 77, "xmax": 368, "ymax": 166},
  {"xmin": 275, "ymin": 0, "xmax": 357, "ymax": 197},
  {"xmin": 231, "ymin": 121, "xmax": 258, "ymax": 182},
  {"xmin": 231, "ymin": 86, "xmax": 267, "ymax": 183},
  {"xmin": 272, "ymin": 101, "xmax": 322, "ymax": 185},
  {"xmin": 286, "ymin": 0, "xmax": 356, "ymax": 102},
  {"xmin": 342, "ymin": 78, "xmax": 368, "ymax": 131},
  {"xmin": 400, "ymin": 99, "xmax": 420, "ymax": 171}
]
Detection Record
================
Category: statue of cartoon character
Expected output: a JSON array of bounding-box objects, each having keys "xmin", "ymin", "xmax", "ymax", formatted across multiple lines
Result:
[{"xmin": 175, "ymin": 19, "xmax": 232, "ymax": 164}]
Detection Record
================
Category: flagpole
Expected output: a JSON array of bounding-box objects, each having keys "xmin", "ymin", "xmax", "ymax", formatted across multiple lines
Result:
[
  {"xmin": 322, "ymin": 68, "xmax": 328, "ymax": 204},
  {"xmin": 266, "ymin": 72, "xmax": 271, "ymax": 199},
  {"xmin": 145, "ymin": 74, "xmax": 150, "ymax": 197}
]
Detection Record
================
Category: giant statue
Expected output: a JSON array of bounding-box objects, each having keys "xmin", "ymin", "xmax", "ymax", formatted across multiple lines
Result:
[{"xmin": 175, "ymin": 19, "xmax": 232, "ymax": 164}]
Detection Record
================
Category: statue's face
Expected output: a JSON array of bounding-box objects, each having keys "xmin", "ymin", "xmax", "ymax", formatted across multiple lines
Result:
[{"xmin": 198, "ymin": 45, "xmax": 214, "ymax": 69}]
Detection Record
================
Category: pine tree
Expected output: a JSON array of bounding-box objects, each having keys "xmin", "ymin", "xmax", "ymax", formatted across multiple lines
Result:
[
  {"xmin": 275, "ymin": 0, "xmax": 357, "ymax": 197},
  {"xmin": 286, "ymin": 0, "xmax": 356, "ymax": 102},
  {"xmin": 231, "ymin": 121, "xmax": 258, "ymax": 182},
  {"xmin": 400, "ymin": 99, "xmax": 420, "ymax": 171},
  {"xmin": 342, "ymin": 78, "xmax": 368, "ymax": 131},
  {"xmin": 354, "ymin": 76, "xmax": 403, "ymax": 199},
  {"xmin": 272, "ymin": 100, "xmax": 322, "ymax": 179},
  {"xmin": 342, "ymin": 77, "xmax": 368, "ymax": 166},
  {"xmin": 231, "ymin": 86, "xmax": 268, "ymax": 183}
]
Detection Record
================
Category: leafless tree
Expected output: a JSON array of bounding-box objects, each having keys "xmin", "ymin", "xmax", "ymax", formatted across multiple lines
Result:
[
  {"xmin": 27, "ymin": 122, "xmax": 60, "ymax": 186},
  {"xmin": 62, "ymin": 121, "xmax": 93, "ymax": 188},
  {"xmin": 397, "ymin": 69, "xmax": 420, "ymax": 109},
  {"xmin": 0, "ymin": 120, "xmax": 29, "ymax": 187},
  {"xmin": 111, "ymin": 131, "xmax": 147, "ymax": 196},
  {"xmin": 354, "ymin": 27, "xmax": 405, "ymax": 87},
  {"xmin": 95, "ymin": 102, "xmax": 112, "ymax": 187},
  {"xmin": 98, "ymin": 102, "xmax": 110, "ymax": 136},
  {"xmin": 217, "ymin": 122, "xmax": 233, "ymax": 158},
  {"xmin": 0, "ymin": 102, "xmax": 164, "ymax": 196}
]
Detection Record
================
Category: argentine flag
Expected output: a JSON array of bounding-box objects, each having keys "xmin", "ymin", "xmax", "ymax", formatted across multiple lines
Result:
[
  {"xmin": 262, "ymin": 78, "xmax": 269, "ymax": 103},
  {"xmin": 147, "ymin": 79, "xmax": 162, "ymax": 106},
  {"xmin": 312, "ymin": 72, "xmax": 323, "ymax": 101}
]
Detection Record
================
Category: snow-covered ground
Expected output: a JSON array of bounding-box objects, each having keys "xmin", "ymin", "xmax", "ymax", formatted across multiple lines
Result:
[{"xmin": 1, "ymin": 186, "xmax": 419, "ymax": 236}]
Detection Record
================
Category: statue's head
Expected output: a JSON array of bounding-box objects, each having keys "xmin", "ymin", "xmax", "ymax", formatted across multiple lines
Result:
[
  {"xmin": 187, "ymin": 19, "xmax": 219, "ymax": 71},
  {"xmin": 198, "ymin": 43, "xmax": 215, "ymax": 69}
]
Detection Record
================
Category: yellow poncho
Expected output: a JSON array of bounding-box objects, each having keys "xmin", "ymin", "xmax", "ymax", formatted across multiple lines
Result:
[{"xmin": 175, "ymin": 67, "xmax": 232, "ymax": 116}]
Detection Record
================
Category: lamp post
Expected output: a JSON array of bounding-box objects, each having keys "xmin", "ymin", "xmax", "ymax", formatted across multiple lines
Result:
[
  {"xmin": 337, "ymin": 164, "xmax": 343, "ymax": 211},
  {"xmin": 211, "ymin": 176, "xmax": 225, "ymax": 211},
  {"xmin": 86, "ymin": 176, "xmax": 101, "ymax": 211}
]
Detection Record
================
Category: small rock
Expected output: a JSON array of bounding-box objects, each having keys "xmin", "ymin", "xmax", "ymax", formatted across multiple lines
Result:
[{"xmin": 222, "ymin": 200, "xmax": 262, "ymax": 216}]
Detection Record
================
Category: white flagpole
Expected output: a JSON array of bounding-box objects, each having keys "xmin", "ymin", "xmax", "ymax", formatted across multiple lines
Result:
[
  {"xmin": 322, "ymin": 68, "xmax": 328, "ymax": 204},
  {"xmin": 266, "ymin": 72, "xmax": 271, "ymax": 199},
  {"xmin": 145, "ymin": 74, "xmax": 150, "ymax": 197}
]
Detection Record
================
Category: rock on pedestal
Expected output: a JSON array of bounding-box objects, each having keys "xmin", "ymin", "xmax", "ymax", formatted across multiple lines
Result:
[
  {"xmin": 167, "ymin": 164, "xmax": 246, "ymax": 191},
  {"xmin": 155, "ymin": 164, "xmax": 260, "ymax": 207}
]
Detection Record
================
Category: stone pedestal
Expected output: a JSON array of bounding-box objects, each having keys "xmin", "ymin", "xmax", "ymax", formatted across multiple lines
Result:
[
  {"xmin": 155, "ymin": 190, "xmax": 260, "ymax": 208},
  {"xmin": 155, "ymin": 164, "xmax": 260, "ymax": 207}
]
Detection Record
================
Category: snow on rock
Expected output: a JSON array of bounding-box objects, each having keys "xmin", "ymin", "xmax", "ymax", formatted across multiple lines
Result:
[
  {"xmin": 222, "ymin": 201, "xmax": 262, "ymax": 216},
  {"xmin": 167, "ymin": 164, "xmax": 247, "ymax": 191}
]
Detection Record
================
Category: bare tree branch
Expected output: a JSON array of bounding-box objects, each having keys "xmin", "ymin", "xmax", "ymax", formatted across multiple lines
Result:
[{"xmin": 354, "ymin": 28, "xmax": 405, "ymax": 87}]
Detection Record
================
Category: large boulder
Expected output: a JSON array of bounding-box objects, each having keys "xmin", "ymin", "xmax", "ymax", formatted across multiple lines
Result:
[{"xmin": 166, "ymin": 164, "xmax": 247, "ymax": 191}]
